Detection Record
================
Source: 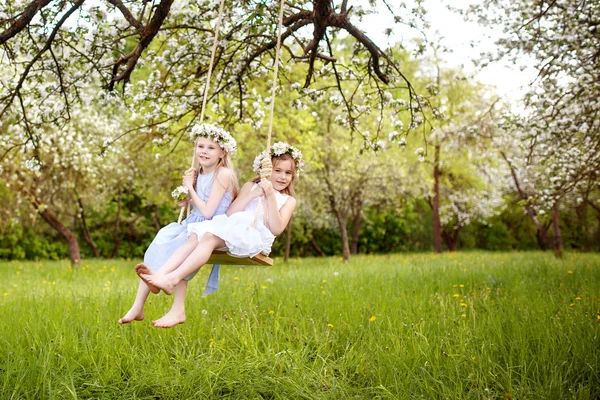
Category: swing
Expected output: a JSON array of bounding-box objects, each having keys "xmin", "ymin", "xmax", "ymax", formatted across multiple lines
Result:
[{"xmin": 177, "ymin": 0, "xmax": 286, "ymax": 268}]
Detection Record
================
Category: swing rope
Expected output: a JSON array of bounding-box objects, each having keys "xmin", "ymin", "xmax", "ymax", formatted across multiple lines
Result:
[
  {"xmin": 178, "ymin": 0, "xmax": 226, "ymax": 224},
  {"xmin": 177, "ymin": 0, "xmax": 286, "ymax": 269},
  {"xmin": 255, "ymin": 0, "xmax": 286, "ymax": 226}
]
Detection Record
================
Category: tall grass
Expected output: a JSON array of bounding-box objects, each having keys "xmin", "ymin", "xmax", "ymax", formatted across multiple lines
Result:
[{"xmin": 1, "ymin": 252, "xmax": 599, "ymax": 399}]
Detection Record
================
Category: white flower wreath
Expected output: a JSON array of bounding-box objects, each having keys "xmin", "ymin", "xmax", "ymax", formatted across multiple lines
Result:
[
  {"xmin": 189, "ymin": 123, "xmax": 237, "ymax": 154},
  {"xmin": 252, "ymin": 141, "xmax": 305, "ymax": 176}
]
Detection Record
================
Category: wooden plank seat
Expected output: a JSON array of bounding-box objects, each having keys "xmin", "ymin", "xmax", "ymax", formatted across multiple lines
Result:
[{"xmin": 206, "ymin": 250, "xmax": 273, "ymax": 266}]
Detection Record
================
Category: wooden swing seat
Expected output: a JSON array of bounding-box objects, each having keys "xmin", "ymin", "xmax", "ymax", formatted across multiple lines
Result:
[{"xmin": 206, "ymin": 250, "xmax": 273, "ymax": 266}]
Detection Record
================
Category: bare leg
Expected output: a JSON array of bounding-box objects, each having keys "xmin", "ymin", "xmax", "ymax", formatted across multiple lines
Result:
[
  {"xmin": 152, "ymin": 281, "xmax": 188, "ymax": 328},
  {"xmin": 118, "ymin": 280, "xmax": 150, "ymax": 324},
  {"xmin": 135, "ymin": 235, "xmax": 200, "ymax": 294},
  {"xmin": 157, "ymin": 234, "xmax": 200, "ymax": 275},
  {"xmin": 139, "ymin": 234, "xmax": 225, "ymax": 295}
]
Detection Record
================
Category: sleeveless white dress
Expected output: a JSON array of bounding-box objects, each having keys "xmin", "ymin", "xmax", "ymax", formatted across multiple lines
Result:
[{"xmin": 187, "ymin": 186, "xmax": 290, "ymax": 257}]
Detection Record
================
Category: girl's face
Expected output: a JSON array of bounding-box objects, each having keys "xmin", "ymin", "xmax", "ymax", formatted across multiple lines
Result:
[
  {"xmin": 270, "ymin": 158, "xmax": 294, "ymax": 191},
  {"xmin": 195, "ymin": 137, "xmax": 225, "ymax": 172}
]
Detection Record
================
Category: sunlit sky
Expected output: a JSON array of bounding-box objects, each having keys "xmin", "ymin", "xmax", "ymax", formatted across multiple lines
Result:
[{"xmin": 358, "ymin": 0, "xmax": 537, "ymax": 103}]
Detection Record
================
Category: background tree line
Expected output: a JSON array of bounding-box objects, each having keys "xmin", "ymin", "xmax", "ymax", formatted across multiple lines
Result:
[{"xmin": 1, "ymin": 0, "xmax": 599, "ymax": 262}]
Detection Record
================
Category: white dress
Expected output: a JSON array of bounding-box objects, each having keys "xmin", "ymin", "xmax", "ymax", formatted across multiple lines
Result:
[{"xmin": 187, "ymin": 187, "xmax": 290, "ymax": 257}]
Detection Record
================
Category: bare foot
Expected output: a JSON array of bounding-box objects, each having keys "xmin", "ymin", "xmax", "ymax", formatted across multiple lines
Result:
[
  {"xmin": 140, "ymin": 273, "xmax": 178, "ymax": 295},
  {"xmin": 118, "ymin": 308, "xmax": 144, "ymax": 324},
  {"xmin": 152, "ymin": 310, "xmax": 186, "ymax": 328},
  {"xmin": 135, "ymin": 263, "xmax": 160, "ymax": 294}
]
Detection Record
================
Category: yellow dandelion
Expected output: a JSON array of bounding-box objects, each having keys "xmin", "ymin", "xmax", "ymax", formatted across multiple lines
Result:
[
  {"xmin": 369, "ymin": 316, "xmax": 376, "ymax": 322},
  {"xmin": 327, "ymin": 323, "xmax": 333, "ymax": 328},
  {"xmin": 209, "ymin": 338, "xmax": 214, "ymax": 348},
  {"xmin": 116, "ymin": 335, "xmax": 121, "ymax": 339},
  {"xmin": 453, "ymin": 294, "xmax": 460, "ymax": 298},
  {"xmin": 269, "ymin": 310, "xmax": 275, "ymax": 315},
  {"xmin": 597, "ymin": 315, "xmax": 600, "ymax": 322},
  {"xmin": 459, "ymin": 284, "xmax": 464, "ymax": 288},
  {"xmin": 575, "ymin": 297, "xmax": 581, "ymax": 301},
  {"xmin": 452, "ymin": 284, "xmax": 457, "ymax": 288},
  {"xmin": 234, "ymin": 277, "xmax": 239, "ymax": 281},
  {"xmin": 261, "ymin": 285, "xmax": 267, "ymax": 289},
  {"xmin": 322, "ymin": 279, "xmax": 327, "ymax": 283},
  {"xmin": 103, "ymin": 287, "xmax": 110, "ymax": 291},
  {"xmin": 569, "ymin": 303, "xmax": 574, "ymax": 307},
  {"xmin": 460, "ymin": 303, "xmax": 468, "ymax": 307},
  {"xmin": 3, "ymin": 292, "xmax": 7, "ymax": 296},
  {"xmin": 16, "ymin": 271, "xmax": 20, "ymax": 275},
  {"xmin": 461, "ymin": 314, "xmax": 467, "ymax": 318},
  {"xmin": 568, "ymin": 270, "xmax": 573, "ymax": 274}
]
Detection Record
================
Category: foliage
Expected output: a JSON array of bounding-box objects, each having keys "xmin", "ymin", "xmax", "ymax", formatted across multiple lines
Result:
[
  {"xmin": 0, "ymin": 0, "xmax": 430, "ymax": 145},
  {"xmin": 463, "ymin": 0, "xmax": 600, "ymax": 249}
]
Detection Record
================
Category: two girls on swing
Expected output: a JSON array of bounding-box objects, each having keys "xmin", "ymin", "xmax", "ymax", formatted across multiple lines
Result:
[{"xmin": 118, "ymin": 124, "xmax": 302, "ymax": 328}]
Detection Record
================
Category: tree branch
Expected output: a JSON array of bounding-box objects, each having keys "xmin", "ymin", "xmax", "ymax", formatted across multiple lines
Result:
[
  {"xmin": 0, "ymin": 0, "xmax": 53, "ymax": 46},
  {"xmin": 106, "ymin": 0, "xmax": 145, "ymax": 33},
  {"xmin": 0, "ymin": 0, "xmax": 85, "ymax": 119},
  {"xmin": 110, "ymin": 0, "xmax": 174, "ymax": 87}
]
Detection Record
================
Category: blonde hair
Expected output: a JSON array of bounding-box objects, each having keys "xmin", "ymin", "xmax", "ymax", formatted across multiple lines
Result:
[{"xmin": 195, "ymin": 138, "xmax": 240, "ymax": 197}]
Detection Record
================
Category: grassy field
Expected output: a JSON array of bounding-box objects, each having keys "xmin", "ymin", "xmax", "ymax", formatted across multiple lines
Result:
[{"xmin": 1, "ymin": 252, "xmax": 599, "ymax": 399}]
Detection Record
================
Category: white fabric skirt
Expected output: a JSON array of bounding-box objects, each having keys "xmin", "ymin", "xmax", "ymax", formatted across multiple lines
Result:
[{"xmin": 186, "ymin": 211, "xmax": 275, "ymax": 257}]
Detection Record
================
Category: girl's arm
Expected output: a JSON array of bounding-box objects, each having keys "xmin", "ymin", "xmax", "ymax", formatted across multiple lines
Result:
[
  {"xmin": 225, "ymin": 181, "xmax": 263, "ymax": 216},
  {"xmin": 260, "ymin": 180, "xmax": 297, "ymax": 236},
  {"xmin": 185, "ymin": 168, "xmax": 235, "ymax": 219}
]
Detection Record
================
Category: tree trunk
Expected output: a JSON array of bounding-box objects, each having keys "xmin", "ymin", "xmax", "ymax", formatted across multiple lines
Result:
[
  {"xmin": 535, "ymin": 228, "xmax": 548, "ymax": 250},
  {"xmin": 310, "ymin": 236, "xmax": 326, "ymax": 257},
  {"xmin": 77, "ymin": 198, "xmax": 100, "ymax": 257},
  {"xmin": 500, "ymin": 151, "xmax": 551, "ymax": 251},
  {"xmin": 552, "ymin": 201, "xmax": 564, "ymax": 258},
  {"xmin": 442, "ymin": 228, "xmax": 460, "ymax": 252},
  {"xmin": 432, "ymin": 144, "xmax": 442, "ymax": 253},
  {"xmin": 33, "ymin": 201, "xmax": 81, "ymax": 264},
  {"xmin": 335, "ymin": 214, "xmax": 351, "ymax": 261},
  {"xmin": 153, "ymin": 204, "xmax": 161, "ymax": 231},
  {"xmin": 350, "ymin": 200, "xmax": 362, "ymax": 255},
  {"xmin": 284, "ymin": 215, "xmax": 293, "ymax": 262}
]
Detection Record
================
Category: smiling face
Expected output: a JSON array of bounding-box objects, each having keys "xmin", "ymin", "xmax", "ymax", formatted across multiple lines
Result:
[
  {"xmin": 195, "ymin": 136, "xmax": 225, "ymax": 172},
  {"xmin": 269, "ymin": 157, "xmax": 294, "ymax": 192}
]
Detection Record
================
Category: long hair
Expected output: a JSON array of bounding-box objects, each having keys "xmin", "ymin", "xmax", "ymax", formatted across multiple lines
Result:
[
  {"xmin": 253, "ymin": 153, "xmax": 297, "ymax": 198},
  {"xmin": 195, "ymin": 138, "xmax": 240, "ymax": 197}
]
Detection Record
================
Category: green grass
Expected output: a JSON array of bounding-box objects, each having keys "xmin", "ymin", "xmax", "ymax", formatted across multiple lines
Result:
[{"xmin": 1, "ymin": 252, "xmax": 599, "ymax": 399}]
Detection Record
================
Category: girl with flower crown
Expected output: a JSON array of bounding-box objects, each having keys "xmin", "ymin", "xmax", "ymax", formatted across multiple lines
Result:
[
  {"xmin": 135, "ymin": 142, "xmax": 303, "ymax": 301},
  {"xmin": 119, "ymin": 124, "xmax": 239, "ymax": 328}
]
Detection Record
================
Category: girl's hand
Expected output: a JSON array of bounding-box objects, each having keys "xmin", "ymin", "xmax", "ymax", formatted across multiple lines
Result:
[
  {"xmin": 258, "ymin": 179, "xmax": 275, "ymax": 197},
  {"xmin": 177, "ymin": 199, "xmax": 190, "ymax": 208},
  {"xmin": 182, "ymin": 168, "xmax": 196, "ymax": 189},
  {"xmin": 249, "ymin": 185, "xmax": 264, "ymax": 199}
]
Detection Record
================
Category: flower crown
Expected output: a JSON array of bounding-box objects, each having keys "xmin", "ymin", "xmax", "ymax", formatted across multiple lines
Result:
[
  {"xmin": 189, "ymin": 123, "xmax": 237, "ymax": 154},
  {"xmin": 252, "ymin": 141, "xmax": 305, "ymax": 175}
]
